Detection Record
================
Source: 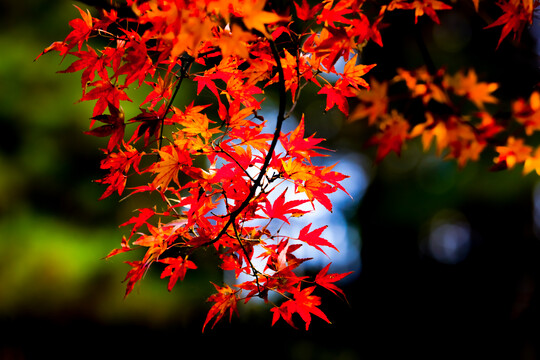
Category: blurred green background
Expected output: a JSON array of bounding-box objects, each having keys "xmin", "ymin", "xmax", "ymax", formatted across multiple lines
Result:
[{"xmin": 2, "ymin": 1, "xmax": 540, "ymax": 359}]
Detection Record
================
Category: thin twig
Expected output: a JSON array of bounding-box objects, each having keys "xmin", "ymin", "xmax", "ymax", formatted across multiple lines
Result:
[{"xmin": 157, "ymin": 55, "xmax": 194, "ymax": 151}]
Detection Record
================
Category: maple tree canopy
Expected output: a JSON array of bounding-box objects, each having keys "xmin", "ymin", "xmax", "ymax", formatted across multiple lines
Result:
[{"xmin": 38, "ymin": 0, "xmax": 540, "ymax": 331}]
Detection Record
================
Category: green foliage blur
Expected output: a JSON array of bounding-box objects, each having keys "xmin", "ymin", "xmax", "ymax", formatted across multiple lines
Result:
[{"xmin": 0, "ymin": 0, "xmax": 225, "ymax": 337}]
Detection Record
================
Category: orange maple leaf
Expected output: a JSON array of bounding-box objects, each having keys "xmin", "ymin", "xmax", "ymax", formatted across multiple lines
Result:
[
  {"xmin": 513, "ymin": 91, "xmax": 540, "ymax": 135},
  {"xmin": 387, "ymin": 0, "xmax": 452, "ymax": 24},
  {"xmin": 396, "ymin": 67, "xmax": 449, "ymax": 105},
  {"xmin": 240, "ymin": 0, "xmax": 290, "ymax": 38},
  {"xmin": 350, "ymin": 78, "xmax": 389, "ymax": 125},
  {"xmin": 341, "ymin": 54, "xmax": 376, "ymax": 90},
  {"xmin": 444, "ymin": 69, "xmax": 498, "ymax": 109},
  {"xmin": 151, "ymin": 144, "xmax": 193, "ymax": 189},
  {"xmin": 410, "ymin": 112, "xmax": 449, "ymax": 155},
  {"xmin": 524, "ymin": 147, "xmax": 540, "ymax": 175},
  {"xmin": 493, "ymin": 136, "xmax": 532, "ymax": 169}
]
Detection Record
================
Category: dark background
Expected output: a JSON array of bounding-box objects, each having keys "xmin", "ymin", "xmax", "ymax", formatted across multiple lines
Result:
[{"xmin": 2, "ymin": 1, "xmax": 540, "ymax": 359}]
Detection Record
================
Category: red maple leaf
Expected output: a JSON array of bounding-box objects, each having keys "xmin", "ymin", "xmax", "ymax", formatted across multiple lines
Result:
[
  {"xmin": 485, "ymin": 0, "xmax": 539, "ymax": 49},
  {"xmin": 122, "ymin": 260, "xmax": 146, "ymax": 297},
  {"xmin": 271, "ymin": 286, "xmax": 331, "ymax": 330},
  {"xmin": 318, "ymin": 83, "xmax": 356, "ymax": 116},
  {"xmin": 263, "ymin": 189, "xmax": 309, "ymax": 224},
  {"xmin": 294, "ymin": 0, "xmax": 323, "ymax": 21},
  {"xmin": 315, "ymin": 263, "xmax": 353, "ymax": 299},
  {"xmin": 58, "ymin": 46, "xmax": 109, "ymax": 88},
  {"xmin": 297, "ymin": 224, "xmax": 338, "ymax": 256},
  {"xmin": 84, "ymin": 102, "xmax": 125, "ymax": 152},
  {"xmin": 279, "ymin": 115, "xmax": 327, "ymax": 161},
  {"xmin": 159, "ymin": 256, "xmax": 197, "ymax": 291},
  {"xmin": 203, "ymin": 283, "xmax": 239, "ymax": 332}
]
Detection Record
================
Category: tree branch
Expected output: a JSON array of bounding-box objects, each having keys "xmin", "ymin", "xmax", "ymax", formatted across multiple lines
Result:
[{"xmin": 199, "ymin": 39, "xmax": 287, "ymax": 248}]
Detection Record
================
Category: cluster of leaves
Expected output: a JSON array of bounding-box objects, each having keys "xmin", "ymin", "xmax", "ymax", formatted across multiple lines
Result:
[
  {"xmin": 38, "ymin": 0, "xmax": 540, "ymax": 330},
  {"xmin": 351, "ymin": 4, "xmax": 540, "ymax": 175}
]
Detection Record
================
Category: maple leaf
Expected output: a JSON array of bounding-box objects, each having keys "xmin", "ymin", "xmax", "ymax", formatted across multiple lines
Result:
[
  {"xmin": 318, "ymin": 83, "xmax": 356, "ymax": 116},
  {"xmin": 116, "ymin": 36, "xmax": 154, "ymax": 87},
  {"xmin": 134, "ymin": 223, "xmax": 178, "ymax": 265},
  {"xmin": 297, "ymin": 224, "xmax": 338, "ymax": 256},
  {"xmin": 58, "ymin": 46, "xmax": 109, "ymax": 89},
  {"xmin": 292, "ymin": 286, "xmax": 331, "ymax": 330},
  {"xmin": 367, "ymin": 110, "xmax": 410, "ymax": 162},
  {"xmin": 141, "ymin": 73, "xmax": 174, "ymax": 108},
  {"xmin": 123, "ymin": 260, "xmax": 146, "ymax": 297},
  {"xmin": 120, "ymin": 208, "xmax": 156, "ymax": 239},
  {"xmin": 485, "ymin": 0, "xmax": 539, "ymax": 49},
  {"xmin": 294, "ymin": 0, "xmax": 323, "ymax": 21},
  {"xmin": 315, "ymin": 263, "xmax": 353, "ymax": 299},
  {"xmin": 193, "ymin": 73, "xmax": 226, "ymax": 117},
  {"xmin": 80, "ymin": 79, "xmax": 132, "ymax": 117},
  {"xmin": 513, "ymin": 91, "xmax": 540, "ymax": 135},
  {"xmin": 317, "ymin": 2, "xmax": 353, "ymax": 28},
  {"xmin": 493, "ymin": 136, "xmax": 532, "ymax": 169},
  {"xmin": 524, "ymin": 147, "xmax": 540, "ymax": 176},
  {"xmin": 173, "ymin": 102, "xmax": 220, "ymax": 143},
  {"xmin": 203, "ymin": 283, "xmax": 239, "ymax": 332},
  {"xmin": 84, "ymin": 102, "xmax": 126, "ymax": 152},
  {"xmin": 444, "ymin": 69, "xmax": 498, "ymax": 109},
  {"xmin": 396, "ymin": 67, "xmax": 449, "ymax": 105},
  {"xmin": 95, "ymin": 142, "xmax": 143, "ymax": 199},
  {"xmin": 349, "ymin": 78, "xmax": 389, "ymax": 125},
  {"xmin": 240, "ymin": 0, "xmax": 290, "ymax": 38},
  {"xmin": 271, "ymin": 286, "xmax": 331, "ymax": 330},
  {"xmin": 228, "ymin": 125, "xmax": 274, "ymax": 152},
  {"xmin": 387, "ymin": 0, "xmax": 452, "ymax": 24},
  {"xmin": 263, "ymin": 189, "xmax": 309, "ymax": 224},
  {"xmin": 128, "ymin": 108, "xmax": 161, "ymax": 146},
  {"xmin": 63, "ymin": 5, "xmax": 95, "ymax": 51},
  {"xmin": 35, "ymin": 41, "xmax": 69, "ymax": 60},
  {"xmin": 279, "ymin": 115, "xmax": 327, "ymax": 161},
  {"xmin": 104, "ymin": 235, "xmax": 132, "ymax": 260},
  {"xmin": 410, "ymin": 113, "xmax": 446, "ymax": 154},
  {"xmin": 150, "ymin": 144, "xmax": 193, "ymax": 190},
  {"xmin": 159, "ymin": 256, "xmax": 197, "ymax": 291},
  {"xmin": 340, "ymin": 54, "xmax": 376, "ymax": 90}
]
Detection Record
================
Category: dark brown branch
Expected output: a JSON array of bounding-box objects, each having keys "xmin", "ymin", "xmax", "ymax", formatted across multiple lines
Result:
[{"xmin": 198, "ymin": 39, "xmax": 287, "ymax": 248}]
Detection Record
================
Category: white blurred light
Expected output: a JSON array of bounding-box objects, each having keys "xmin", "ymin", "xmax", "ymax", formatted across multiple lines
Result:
[{"xmin": 426, "ymin": 212, "xmax": 471, "ymax": 264}]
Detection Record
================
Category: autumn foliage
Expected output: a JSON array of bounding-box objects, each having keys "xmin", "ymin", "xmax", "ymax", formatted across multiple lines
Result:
[{"xmin": 39, "ymin": 0, "xmax": 540, "ymax": 330}]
